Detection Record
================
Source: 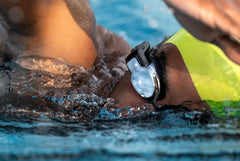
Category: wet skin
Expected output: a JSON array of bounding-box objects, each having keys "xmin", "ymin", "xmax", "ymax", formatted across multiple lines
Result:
[
  {"xmin": 0, "ymin": 0, "xmax": 131, "ymax": 69},
  {"xmin": 111, "ymin": 43, "xmax": 206, "ymax": 110},
  {"xmin": 163, "ymin": 0, "xmax": 240, "ymax": 65}
]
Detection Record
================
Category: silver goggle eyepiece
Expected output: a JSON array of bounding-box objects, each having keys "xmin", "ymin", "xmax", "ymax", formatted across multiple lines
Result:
[
  {"xmin": 127, "ymin": 58, "xmax": 159, "ymax": 98},
  {"xmin": 126, "ymin": 41, "xmax": 164, "ymax": 104}
]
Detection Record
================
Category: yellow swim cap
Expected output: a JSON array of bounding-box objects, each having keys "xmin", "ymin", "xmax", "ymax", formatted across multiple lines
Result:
[{"xmin": 166, "ymin": 29, "xmax": 240, "ymax": 117}]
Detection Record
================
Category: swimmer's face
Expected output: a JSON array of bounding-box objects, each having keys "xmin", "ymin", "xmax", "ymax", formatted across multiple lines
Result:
[
  {"xmin": 111, "ymin": 43, "xmax": 204, "ymax": 110},
  {"xmin": 111, "ymin": 0, "xmax": 240, "ymax": 110}
]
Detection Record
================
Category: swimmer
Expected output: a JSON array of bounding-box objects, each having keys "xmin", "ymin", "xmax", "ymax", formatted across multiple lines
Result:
[
  {"xmin": 1, "ymin": 0, "xmax": 240, "ymax": 117},
  {"xmin": 0, "ymin": 0, "xmax": 131, "ymax": 69},
  {"xmin": 111, "ymin": 0, "xmax": 240, "ymax": 116}
]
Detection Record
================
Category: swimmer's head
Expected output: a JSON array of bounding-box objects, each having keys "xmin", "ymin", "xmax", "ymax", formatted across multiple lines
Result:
[
  {"xmin": 111, "ymin": 41, "xmax": 202, "ymax": 110},
  {"xmin": 112, "ymin": 0, "xmax": 240, "ymax": 112}
]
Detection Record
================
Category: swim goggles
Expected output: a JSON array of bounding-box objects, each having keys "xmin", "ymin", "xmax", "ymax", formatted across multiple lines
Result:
[{"xmin": 126, "ymin": 41, "xmax": 165, "ymax": 107}]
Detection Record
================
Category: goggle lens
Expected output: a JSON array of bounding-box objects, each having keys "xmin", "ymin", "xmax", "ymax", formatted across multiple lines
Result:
[{"xmin": 131, "ymin": 67, "xmax": 154, "ymax": 98}]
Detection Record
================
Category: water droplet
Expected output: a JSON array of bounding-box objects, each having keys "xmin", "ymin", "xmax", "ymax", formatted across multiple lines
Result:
[{"xmin": 8, "ymin": 6, "xmax": 24, "ymax": 23}]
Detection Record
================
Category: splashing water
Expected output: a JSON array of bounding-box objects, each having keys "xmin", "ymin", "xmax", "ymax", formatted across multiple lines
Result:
[
  {"xmin": 0, "ymin": 53, "xmax": 138, "ymax": 121},
  {"xmin": 0, "ymin": 53, "xmax": 213, "ymax": 123}
]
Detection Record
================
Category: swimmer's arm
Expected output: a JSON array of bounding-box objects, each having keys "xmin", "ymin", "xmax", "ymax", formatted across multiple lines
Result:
[
  {"xmin": 164, "ymin": 0, "xmax": 240, "ymax": 41},
  {"xmin": 164, "ymin": 0, "xmax": 240, "ymax": 64}
]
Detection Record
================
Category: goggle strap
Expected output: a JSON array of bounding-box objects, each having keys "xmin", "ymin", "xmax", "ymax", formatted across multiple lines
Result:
[{"xmin": 150, "ymin": 48, "xmax": 166, "ymax": 100}]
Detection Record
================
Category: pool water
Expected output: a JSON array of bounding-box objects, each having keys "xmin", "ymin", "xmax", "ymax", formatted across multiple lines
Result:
[
  {"xmin": 0, "ymin": 0, "xmax": 240, "ymax": 161},
  {"xmin": 91, "ymin": 0, "xmax": 181, "ymax": 47},
  {"xmin": 1, "ymin": 110, "xmax": 240, "ymax": 161}
]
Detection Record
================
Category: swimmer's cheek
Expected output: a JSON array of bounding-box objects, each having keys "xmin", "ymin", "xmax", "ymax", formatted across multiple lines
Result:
[
  {"xmin": 110, "ymin": 72, "xmax": 148, "ymax": 108},
  {"xmin": 110, "ymin": 72, "xmax": 208, "ymax": 111}
]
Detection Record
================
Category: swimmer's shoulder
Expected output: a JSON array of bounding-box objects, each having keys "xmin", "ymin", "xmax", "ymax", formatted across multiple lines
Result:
[{"xmin": 96, "ymin": 25, "xmax": 131, "ymax": 58}]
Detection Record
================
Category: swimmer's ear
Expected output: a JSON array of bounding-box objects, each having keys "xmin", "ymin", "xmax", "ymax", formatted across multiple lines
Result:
[{"xmin": 164, "ymin": 0, "xmax": 240, "ymax": 39}]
